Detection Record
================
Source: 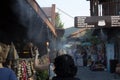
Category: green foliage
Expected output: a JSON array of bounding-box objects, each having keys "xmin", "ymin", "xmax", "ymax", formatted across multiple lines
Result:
[
  {"xmin": 55, "ymin": 13, "xmax": 64, "ymax": 28},
  {"xmin": 36, "ymin": 70, "xmax": 49, "ymax": 80}
]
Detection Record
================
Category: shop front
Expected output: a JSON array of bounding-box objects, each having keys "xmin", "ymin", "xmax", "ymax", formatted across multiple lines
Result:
[{"xmin": 0, "ymin": 0, "xmax": 57, "ymax": 80}]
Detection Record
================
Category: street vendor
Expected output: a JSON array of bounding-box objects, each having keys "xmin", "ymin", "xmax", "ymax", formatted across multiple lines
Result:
[{"xmin": 34, "ymin": 47, "xmax": 50, "ymax": 70}]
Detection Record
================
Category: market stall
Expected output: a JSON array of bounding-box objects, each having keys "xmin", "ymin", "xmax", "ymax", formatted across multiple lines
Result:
[{"xmin": 0, "ymin": 42, "xmax": 49, "ymax": 80}]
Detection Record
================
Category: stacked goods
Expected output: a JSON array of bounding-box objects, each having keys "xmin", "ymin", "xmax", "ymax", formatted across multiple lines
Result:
[{"xmin": 17, "ymin": 59, "xmax": 34, "ymax": 80}]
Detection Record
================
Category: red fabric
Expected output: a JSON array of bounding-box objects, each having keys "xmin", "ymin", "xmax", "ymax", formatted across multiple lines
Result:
[{"xmin": 21, "ymin": 60, "xmax": 27, "ymax": 80}]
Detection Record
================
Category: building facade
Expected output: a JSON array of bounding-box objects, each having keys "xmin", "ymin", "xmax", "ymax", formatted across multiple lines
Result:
[{"xmin": 87, "ymin": 0, "xmax": 120, "ymax": 72}]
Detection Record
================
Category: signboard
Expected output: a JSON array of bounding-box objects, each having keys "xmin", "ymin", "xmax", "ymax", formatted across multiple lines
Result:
[
  {"xmin": 74, "ymin": 16, "xmax": 120, "ymax": 28},
  {"xmin": 111, "ymin": 16, "xmax": 120, "ymax": 27}
]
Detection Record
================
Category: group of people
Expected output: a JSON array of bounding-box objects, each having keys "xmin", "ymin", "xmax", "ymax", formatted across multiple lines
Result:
[{"xmin": 0, "ymin": 42, "xmax": 80, "ymax": 80}]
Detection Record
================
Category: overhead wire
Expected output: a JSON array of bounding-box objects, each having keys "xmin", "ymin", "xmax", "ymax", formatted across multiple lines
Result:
[
  {"xmin": 56, "ymin": 7, "xmax": 74, "ymax": 19},
  {"xmin": 36, "ymin": 0, "xmax": 74, "ymax": 19}
]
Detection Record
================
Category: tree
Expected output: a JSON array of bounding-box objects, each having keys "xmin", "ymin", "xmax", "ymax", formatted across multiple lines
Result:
[{"xmin": 55, "ymin": 13, "xmax": 64, "ymax": 28}]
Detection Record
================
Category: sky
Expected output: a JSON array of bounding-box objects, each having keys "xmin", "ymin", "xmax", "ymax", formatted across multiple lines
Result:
[{"xmin": 36, "ymin": 0, "xmax": 90, "ymax": 29}]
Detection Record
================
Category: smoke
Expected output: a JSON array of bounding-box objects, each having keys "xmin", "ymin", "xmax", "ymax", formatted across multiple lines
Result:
[{"xmin": 11, "ymin": 0, "xmax": 48, "ymax": 43}]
